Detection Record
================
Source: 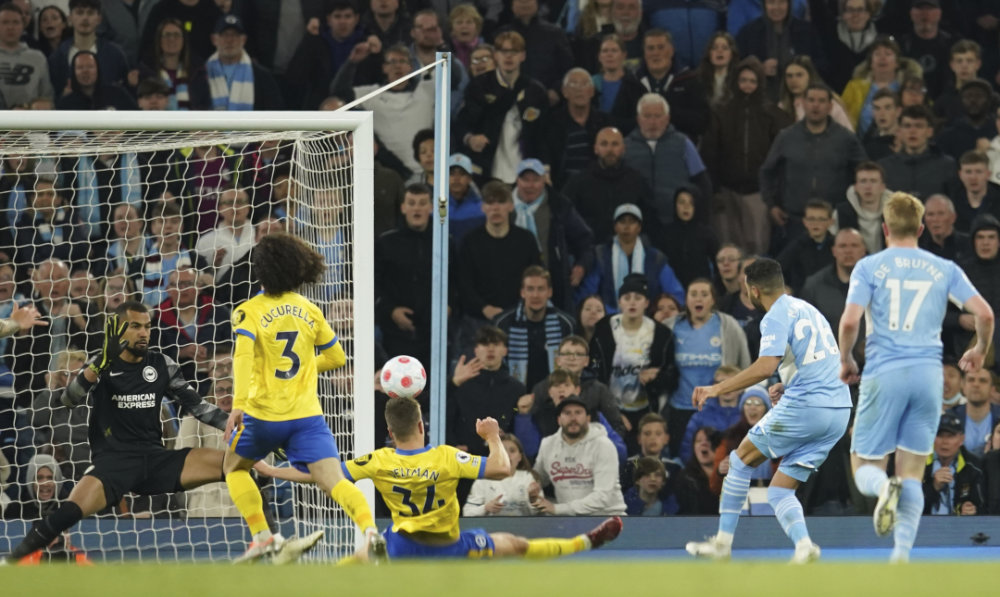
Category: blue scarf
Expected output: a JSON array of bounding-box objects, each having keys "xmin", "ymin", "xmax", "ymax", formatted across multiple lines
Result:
[
  {"xmin": 505, "ymin": 301, "xmax": 565, "ymax": 385},
  {"xmin": 206, "ymin": 50, "xmax": 254, "ymax": 111},
  {"xmin": 76, "ymin": 155, "xmax": 100, "ymax": 239},
  {"xmin": 513, "ymin": 192, "xmax": 544, "ymax": 248},
  {"xmin": 121, "ymin": 152, "xmax": 142, "ymax": 207}
]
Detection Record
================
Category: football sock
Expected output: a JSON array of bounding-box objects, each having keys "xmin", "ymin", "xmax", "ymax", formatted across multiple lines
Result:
[
  {"xmin": 768, "ymin": 486, "xmax": 809, "ymax": 545},
  {"xmin": 891, "ymin": 479, "xmax": 923, "ymax": 562},
  {"xmin": 525, "ymin": 536, "xmax": 588, "ymax": 558},
  {"xmin": 854, "ymin": 464, "xmax": 888, "ymax": 498},
  {"xmin": 718, "ymin": 451, "xmax": 753, "ymax": 542},
  {"xmin": 10, "ymin": 501, "xmax": 83, "ymax": 560},
  {"xmin": 226, "ymin": 470, "xmax": 269, "ymax": 536},
  {"xmin": 331, "ymin": 479, "xmax": 376, "ymax": 532}
]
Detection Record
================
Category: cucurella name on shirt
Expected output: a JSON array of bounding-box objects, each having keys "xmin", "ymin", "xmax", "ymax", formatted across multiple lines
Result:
[{"xmin": 259, "ymin": 304, "xmax": 316, "ymax": 329}]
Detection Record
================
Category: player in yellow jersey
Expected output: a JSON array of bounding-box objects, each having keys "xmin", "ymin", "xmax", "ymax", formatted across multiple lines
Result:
[
  {"xmin": 223, "ymin": 232, "xmax": 385, "ymax": 564},
  {"xmin": 339, "ymin": 396, "xmax": 622, "ymax": 559}
]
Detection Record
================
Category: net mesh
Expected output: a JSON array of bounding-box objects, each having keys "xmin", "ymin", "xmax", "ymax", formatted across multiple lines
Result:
[{"xmin": 0, "ymin": 128, "xmax": 361, "ymax": 562}]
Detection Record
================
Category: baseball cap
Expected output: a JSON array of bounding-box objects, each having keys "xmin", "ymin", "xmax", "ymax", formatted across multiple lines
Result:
[
  {"xmin": 448, "ymin": 153, "xmax": 473, "ymax": 174},
  {"xmin": 214, "ymin": 14, "xmax": 246, "ymax": 34},
  {"xmin": 938, "ymin": 413, "xmax": 963, "ymax": 435},
  {"xmin": 556, "ymin": 395, "xmax": 588, "ymax": 415},
  {"xmin": 912, "ymin": 0, "xmax": 939, "ymax": 7},
  {"xmin": 516, "ymin": 158, "xmax": 546, "ymax": 177},
  {"xmin": 613, "ymin": 203, "xmax": 643, "ymax": 223},
  {"xmin": 618, "ymin": 272, "xmax": 648, "ymax": 299}
]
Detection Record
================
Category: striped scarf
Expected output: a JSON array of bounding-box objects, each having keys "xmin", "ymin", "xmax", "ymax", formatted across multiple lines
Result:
[
  {"xmin": 206, "ymin": 50, "xmax": 254, "ymax": 111},
  {"xmin": 505, "ymin": 301, "xmax": 565, "ymax": 385},
  {"xmin": 611, "ymin": 237, "xmax": 645, "ymax": 300},
  {"xmin": 160, "ymin": 67, "xmax": 190, "ymax": 110}
]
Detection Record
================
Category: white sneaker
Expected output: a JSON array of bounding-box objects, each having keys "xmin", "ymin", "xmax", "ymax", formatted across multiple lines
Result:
[
  {"xmin": 685, "ymin": 536, "xmax": 731, "ymax": 560},
  {"xmin": 272, "ymin": 530, "xmax": 324, "ymax": 565},
  {"xmin": 233, "ymin": 535, "xmax": 279, "ymax": 564},
  {"xmin": 790, "ymin": 539, "xmax": 821, "ymax": 564},
  {"xmin": 874, "ymin": 476, "xmax": 903, "ymax": 537},
  {"xmin": 364, "ymin": 528, "xmax": 388, "ymax": 565}
]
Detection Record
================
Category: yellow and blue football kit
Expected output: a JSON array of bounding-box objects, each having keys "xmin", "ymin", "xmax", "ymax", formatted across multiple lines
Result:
[{"xmin": 342, "ymin": 445, "xmax": 497, "ymax": 558}]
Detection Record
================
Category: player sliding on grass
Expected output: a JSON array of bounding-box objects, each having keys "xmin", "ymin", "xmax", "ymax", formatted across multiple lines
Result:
[
  {"xmin": 685, "ymin": 258, "xmax": 852, "ymax": 564},
  {"xmin": 839, "ymin": 192, "xmax": 994, "ymax": 563},
  {"xmin": 335, "ymin": 396, "xmax": 621, "ymax": 559},
  {"xmin": 224, "ymin": 232, "xmax": 385, "ymax": 563}
]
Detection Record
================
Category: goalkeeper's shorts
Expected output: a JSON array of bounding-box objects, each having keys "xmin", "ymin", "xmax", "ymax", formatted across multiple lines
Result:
[
  {"xmin": 85, "ymin": 448, "xmax": 191, "ymax": 506},
  {"xmin": 230, "ymin": 414, "xmax": 340, "ymax": 472},
  {"xmin": 384, "ymin": 528, "xmax": 495, "ymax": 559}
]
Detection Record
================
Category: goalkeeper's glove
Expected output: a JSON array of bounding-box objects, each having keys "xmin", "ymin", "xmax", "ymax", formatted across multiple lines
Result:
[{"xmin": 89, "ymin": 314, "xmax": 127, "ymax": 375}]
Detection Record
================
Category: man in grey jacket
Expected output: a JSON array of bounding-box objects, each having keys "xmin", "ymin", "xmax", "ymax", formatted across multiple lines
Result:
[
  {"xmin": 760, "ymin": 83, "xmax": 867, "ymax": 251},
  {"xmin": 0, "ymin": 2, "xmax": 52, "ymax": 107},
  {"xmin": 532, "ymin": 397, "xmax": 627, "ymax": 516}
]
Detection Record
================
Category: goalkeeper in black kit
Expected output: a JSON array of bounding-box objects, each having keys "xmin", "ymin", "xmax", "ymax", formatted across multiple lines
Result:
[{"xmin": 1, "ymin": 301, "xmax": 237, "ymax": 564}]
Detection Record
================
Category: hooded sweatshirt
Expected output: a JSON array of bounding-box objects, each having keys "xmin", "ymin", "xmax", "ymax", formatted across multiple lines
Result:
[
  {"xmin": 831, "ymin": 186, "xmax": 890, "ymax": 254},
  {"xmin": 26, "ymin": 453, "xmax": 63, "ymax": 500},
  {"xmin": 0, "ymin": 43, "xmax": 54, "ymax": 107},
  {"xmin": 533, "ymin": 422, "xmax": 627, "ymax": 515}
]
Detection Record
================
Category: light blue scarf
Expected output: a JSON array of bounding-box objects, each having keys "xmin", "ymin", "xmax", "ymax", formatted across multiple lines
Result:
[
  {"xmin": 121, "ymin": 152, "xmax": 142, "ymax": 207},
  {"xmin": 206, "ymin": 50, "xmax": 255, "ymax": 111},
  {"xmin": 76, "ymin": 155, "xmax": 100, "ymax": 239},
  {"xmin": 612, "ymin": 237, "xmax": 646, "ymax": 298},
  {"xmin": 513, "ymin": 193, "xmax": 544, "ymax": 248}
]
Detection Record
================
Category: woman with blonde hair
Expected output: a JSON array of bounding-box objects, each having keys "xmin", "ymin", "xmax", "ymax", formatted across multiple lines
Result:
[
  {"xmin": 449, "ymin": 4, "xmax": 484, "ymax": 70},
  {"xmin": 841, "ymin": 35, "xmax": 922, "ymax": 136}
]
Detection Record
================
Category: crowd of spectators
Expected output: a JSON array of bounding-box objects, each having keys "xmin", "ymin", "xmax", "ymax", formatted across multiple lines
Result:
[{"xmin": 3, "ymin": 0, "xmax": 1000, "ymax": 521}]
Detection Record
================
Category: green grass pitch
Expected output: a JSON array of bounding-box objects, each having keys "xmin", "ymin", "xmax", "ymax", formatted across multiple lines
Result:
[{"xmin": 2, "ymin": 560, "xmax": 997, "ymax": 597}]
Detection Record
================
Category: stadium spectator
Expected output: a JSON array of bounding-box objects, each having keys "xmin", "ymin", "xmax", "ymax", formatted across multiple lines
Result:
[
  {"xmin": 678, "ymin": 425, "xmax": 720, "ymax": 513},
  {"xmin": 923, "ymin": 413, "xmax": 985, "ymax": 516},
  {"xmin": 456, "ymin": 181, "xmax": 540, "ymax": 332},
  {"xmin": 841, "ymin": 36, "xmax": 921, "ymax": 137},
  {"xmin": 138, "ymin": 19, "xmax": 195, "ymax": 110},
  {"xmin": 98, "ymin": 0, "xmax": 159, "ymax": 67},
  {"xmin": 934, "ymin": 40, "xmax": 987, "ymax": 126},
  {"xmin": 863, "ymin": 88, "xmax": 902, "ymax": 161},
  {"xmin": 761, "ymin": 83, "xmax": 866, "ymax": 251},
  {"xmin": 645, "ymin": 0, "xmax": 722, "ymax": 73},
  {"xmin": 48, "ymin": 0, "xmax": 130, "ymax": 94},
  {"xmin": 653, "ymin": 293, "xmax": 681, "ymax": 324},
  {"xmin": 919, "ymin": 195, "xmax": 970, "ymax": 261},
  {"xmin": 447, "ymin": 325, "xmax": 524, "ymax": 454},
  {"xmin": 576, "ymin": 203, "xmax": 683, "ymax": 313},
  {"xmin": 0, "ymin": 2, "xmax": 52, "ymax": 107},
  {"xmin": 561, "ymin": 126, "xmax": 657, "ymax": 246},
  {"xmin": 942, "ymin": 359, "xmax": 967, "ymax": 412},
  {"xmin": 659, "ymin": 188, "xmax": 718, "ymax": 288},
  {"xmin": 467, "ymin": 43, "xmax": 494, "ymax": 77},
  {"xmin": 29, "ymin": 349, "xmax": 90, "ymax": 479},
  {"xmin": 623, "ymin": 456, "xmax": 679, "ymax": 516},
  {"xmin": 777, "ymin": 55, "xmax": 854, "ymax": 131},
  {"xmin": 136, "ymin": 76, "xmax": 170, "ymax": 110},
  {"xmin": 2, "ymin": 453, "xmax": 67, "ymax": 520},
  {"xmin": 713, "ymin": 244, "xmax": 744, "ymax": 298},
  {"xmin": 570, "ymin": 0, "xmax": 614, "ymax": 55},
  {"xmin": 693, "ymin": 31, "xmax": 739, "ymax": 109},
  {"xmin": 172, "ymin": 143, "xmax": 241, "ymax": 233},
  {"xmin": 831, "ymin": 162, "xmax": 889, "ymax": 254},
  {"xmin": 985, "ymin": 420, "xmax": 1000, "ymax": 513},
  {"xmin": 190, "ymin": 14, "xmax": 284, "ymax": 111},
  {"xmin": 734, "ymin": 0, "xmax": 826, "ymax": 102},
  {"xmin": 494, "ymin": 0, "xmax": 573, "ymax": 106},
  {"xmin": 948, "ymin": 151, "xmax": 1000, "ymax": 232},
  {"xmin": 95, "ymin": 203, "xmax": 148, "ymax": 279},
  {"xmin": 456, "ymin": 31, "xmax": 547, "ymax": 184},
  {"xmin": 532, "ymin": 396, "xmax": 628, "ymax": 515},
  {"xmin": 935, "ymin": 80, "xmax": 998, "ymax": 161},
  {"xmin": 609, "ymin": 0, "xmax": 644, "ymax": 64},
  {"xmin": 510, "ymin": 158, "xmax": 594, "ymax": 312},
  {"xmin": 444, "ymin": 153, "xmax": 484, "ymax": 245},
  {"xmin": 619, "ymin": 411, "xmax": 680, "ymax": 490},
  {"xmin": 35, "ymin": 5, "xmax": 70, "ymax": 58},
  {"xmin": 727, "ymin": 0, "xmax": 808, "ymax": 38},
  {"xmin": 99, "ymin": 273, "xmax": 138, "ymax": 315},
  {"xmin": 140, "ymin": 0, "xmax": 222, "ymax": 72},
  {"xmin": 591, "ymin": 35, "xmax": 645, "ymax": 134},
  {"xmin": 541, "ymin": 68, "xmax": 613, "ymax": 188},
  {"xmin": 678, "ymin": 365, "xmax": 743, "ymax": 465},
  {"xmin": 406, "ymin": 129, "xmax": 434, "ymax": 186},
  {"xmin": 953, "ymin": 368, "xmax": 1000, "ymax": 458},
  {"xmin": 494, "ymin": 265, "xmax": 575, "ymax": 389},
  {"xmin": 448, "ymin": 4, "xmax": 484, "ymax": 70},
  {"xmin": 11, "ymin": 178, "xmax": 85, "ymax": 270},
  {"xmin": 135, "ymin": 201, "xmax": 208, "ymax": 308},
  {"xmin": 819, "ymin": 0, "xmax": 880, "ymax": 92},
  {"xmin": 409, "ymin": 9, "xmax": 468, "ymax": 113},
  {"xmin": 195, "ymin": 187, "xmax": 254, "ymax": 282},
  {"xmin": 800, "ymin": 228, "xmax": 867, "ymax": 338},
  {"xmin": 776, "ymin": 199, "xmax": 836, "ymax": 294},
  {"xmin": 700, "ymin": 56, "xmax": 789, "ymax": 255},
  {"xmin": 899, "ymin": 0, "xmax": 953, "ymax": 99},
  {"xmin": 624, "ymin": 93, "xmax": 711, "ymax": 230},
  {"xmin": 575, "ymin": 294, "xmax": 605, "ymax": 343},
  {"xmin": 634, "ymin": 29, "xmax": 708, "ymax": 140},
  {"xmin": 0, "ymin": 153, "xmax": 35, "ymax": 235},
  {"xmin": 462, "ymin": 434, "xmax": 540, "ymax": 516},
  {"xmin": 708, "ymin": 386, "xmax": 774, "ymax": 495},
  {"xmin": 718, "ymin": 254, "xmax": 763, "ymax": 360},
  {"xmin": 54, "ymin": 50, "xmax": 137, "ymax": 109},
  {"xmin": 361, "ymin": 0, "xmax": 411, "ymax": 50}
]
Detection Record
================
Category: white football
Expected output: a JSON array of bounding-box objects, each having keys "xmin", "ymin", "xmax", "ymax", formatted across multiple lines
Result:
[{"xmin": 380, "ymin": 355, "xmax": 427, "ymax": 399}]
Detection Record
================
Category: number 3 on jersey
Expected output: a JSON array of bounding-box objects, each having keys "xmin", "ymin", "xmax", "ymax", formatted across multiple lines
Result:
[
  {"xmin": 885, "ymin": 278, "xmax": 932, "ymax": 332},
  {"xmin": 274, "ymin": 331, "xmax": 300, "ymax": 379},
  {"xmin": 794, "ymin": 313, "xmax": 839, "ymax": 365},
  {"xmin": 392, "ymin": 484, "xmax": 439, "ymax": 516}
]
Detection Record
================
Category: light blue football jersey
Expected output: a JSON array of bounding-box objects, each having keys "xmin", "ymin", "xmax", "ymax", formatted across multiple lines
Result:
[
  {"xmin": 759, "ymin": 294, "xmax": 852, "ymax": 408},
  {"xmin": 846, "ymin": 247, "xmax": 980, "ymax": 375}
]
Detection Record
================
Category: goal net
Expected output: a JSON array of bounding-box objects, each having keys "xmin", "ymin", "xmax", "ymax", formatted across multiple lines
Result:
[{"xmin": 0, "ymin": 111, "xmax": 375, "ymax": 562}]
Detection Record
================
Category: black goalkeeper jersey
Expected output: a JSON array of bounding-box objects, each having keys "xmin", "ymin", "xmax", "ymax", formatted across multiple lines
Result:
[{"xmin": 68, "ymin": 351, "xmax": 225, "ymax": 455}]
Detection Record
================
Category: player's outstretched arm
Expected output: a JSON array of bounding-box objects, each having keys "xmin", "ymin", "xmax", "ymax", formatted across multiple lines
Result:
[
  {"xmin": 163, "ymin": 355, "xmax": 229, "ymax": 431},
  {"xmin": 959, "ymin": 295, "xmax": 995, "ymax": 372},
  {"xmin": 838, "ymin": 302, "xmax": 865, "ymax": 384},
  {"xmin": 477, "ymin": 417, "xmax": 511, "ymax": 480},
  {"xmin": 316, "ymin": 341, "xmax": 347, "ymax": 372},
  {"xmin": 692, "ymin": 356, "xmax": 780, "ymax": 410},
  {"xmin": 0, "ymin": 303, "xmax": 48, "ymax": 337}
]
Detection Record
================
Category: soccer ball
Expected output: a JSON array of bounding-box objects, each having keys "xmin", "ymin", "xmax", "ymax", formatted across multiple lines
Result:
[{"xmin": 380, "ymin": 355, "xmax": 427, "ymax": 399}]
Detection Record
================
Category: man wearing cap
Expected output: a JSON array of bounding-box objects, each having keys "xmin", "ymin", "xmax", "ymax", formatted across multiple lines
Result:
[
  {"xmin": 512, "ymin": 157, "xmax": 594, "ymax": 312},
  {"xmin": 935, "ymin": 79, "xmax": 998, "ymax": 161},
  {"xmin": 899, "ymin": 0, "xmax": 953, "ymax": 99},
  {"xmin": 191, "ymin": 14, "xmax": 283, "ymax": 110},
  {"xmin": 562, "ymin": 126, "xmax": 659, "ymax": 245},
  {"xmin": 532, "ymin": 395, "xmax": 628, "ymax": 516},
  {"xmin": 922, "ymin": 413, "xmax": 985, "ymax": 515},
  {"xmin": 447, "ymin": 153, "xmax": 484, "ymax": 245},
  {"xmin": 953, "ymin": 368, "xmax": 1000, "ymax": 457},
  {"xmin": 48, "ymin": 0, "xmax": 129, "ymax": 94},
  {"xmin": 576, "ymin": 203, "xmax": 683, "ymax": 314},
  {"xmin": 956, "ymin": 214, "xmax": 1000, "ymax": 358}
]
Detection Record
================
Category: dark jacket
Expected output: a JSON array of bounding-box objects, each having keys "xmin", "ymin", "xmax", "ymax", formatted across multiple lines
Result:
[
  {"xmin": 659, "ymin": 214, "xmax": 719, "ymax": 287},
  {"xmin": 879, "ymin": 148, "xmax": 956, "ymax": 202},
  {"xmin": 919, "ymin": 228, "xmax": 971, "ymax": 262},
  {"xmin": 285, "ymin": 24, "xmax": 367, "ymax": 109},
  {"xmin": 624, "ymin": 124, "xmax": 711, "ymax": 228},
  {"xmin": 700, "ymin": 57, "xmax": 793, "ymax": 194},
  {"xmin": 679, "ymin": 398, "xmax": 741, "ymax": 464},
  {"xmin": 494, "ymin": 15, "xmax": 574, "ymax": 93},
  {"xmin": 528, "ymin": 378, "xmax": 626, "ymax": 440},
  {"xmin": 540, "ymin": 104, "xmax": 614, "ymax": 188},
  {"xmin": 984, "ymin": 450, "xmax": 1000, "ymax": 514},
  {"xmin": 945, "ymin": 180, "xmax": 1000, "ymax": 233},
  {"xmin": 446, "ymin": 368, "xmax": 524, "ymax": 454},
  {"xmin": 799, "ymin": 264, "xmax": 850, "ymax": 332},
  {"xmin": 152, "ymin": 294, "xmax": 232, "ymax": 380},
  {"xmin": 777, "ymin": 231, "xmax": 835, "ymax": 293},
  {"xmin": 189, "ymin": 60, "xmax": 285, "ymax": 110},
  {"xmin": 456, "ymin": 71, "xmax": 549, "ymax": 180},
  {"xmin": 241, "ymin": 0, "xmax": 325, "ymax": 70},
  {"xmin": 561, "ymin": 160, "xmax": 660, "ymax": 246},
  {"xmin": 735, "ymin": 16, "xmax": 828, "ymax": 93},
  {"xmin": 457, "ymin": 224, "xmax": 541, "ymax": 317},
  {"xmin": 635, "ymin": 62, "xmax": 709, "ymax": 139},
  {"xmin": 494, "ymin": 301, "xmax": 576, "ymax": 389},
  {"xmin": 922, "ymin": 447, "xmax": 986, "ymax": 515},
  {"xmin": 589, "ymin": 315, "xmax": 678, "ymax": 411},
  {"xmin": 49, "ymin": 38, "xmax": 130, "ymax": 92},
  {"xmin": 593, "ymin": 71, "xmax": 647, "ymax": 135},
  {"xmin": 936, "ymin": 117, "xmax": 999, "ymax": 162},
  {"xmin": 760, "ymin": 117, "xmax": 867, "ymax": 215},
  {"xmin": 576, "ymin": 240, "xmax": 685, "ymax": 313}
]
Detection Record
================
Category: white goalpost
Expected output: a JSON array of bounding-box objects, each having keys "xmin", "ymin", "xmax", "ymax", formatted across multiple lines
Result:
[{"xmin": 0, "ymin": 111, "xmax": 374, "ymax": 562}]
